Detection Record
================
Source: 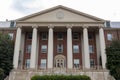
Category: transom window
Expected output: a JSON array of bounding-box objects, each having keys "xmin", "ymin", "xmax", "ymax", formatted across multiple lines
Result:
[
  {"xmin": 25, "ymin": 59, "xmax": 30, "ymax": 69},
  {"xmin": 89, "ymin": 45, "xmax": 94, "ymax": 53},
  {"xmin": 41, "ymin": 32, "xmax": 47, "ymax": 40},
  {"xmin": 57, "ymin": 33, "xmax": 63, "ymax": 40},
  {"xmin": 74, "ymin": 59, "xmax": 80, "ymax": 68},
  {"xmin": 26, "ymin": 45, "xmax": 31, "ymax": 53},
  {"xmin": 40, "ymin": 59, "xmax": 46, "ymax": 68},
  {"xmin": 41, "ymin": 45, "xmax": 47, "ymax": 53},
  {"xmin": 73, "ymin": 33, "xmax": 79, "ymax": 40},
  {"xmin": 27, "ymin": 33, "xmax": 32, "ymax": 39},
  {"xmin": 57, "ymin": 44, "xmax": 63, "ymax": 53},
  {"xmin": 8, "ymin": 33, "xmax": 14, "ymax": 40},
  {"xmin": 90, "ymin": 59, "xmax": 95, "ymax": 68},
  {"xmin": 73, "ymin": 45, "xmax": 79, "ymax": 53},
  {"xmin": 107, "ymin": 33, "xmax": 113, "ymax": 41}
]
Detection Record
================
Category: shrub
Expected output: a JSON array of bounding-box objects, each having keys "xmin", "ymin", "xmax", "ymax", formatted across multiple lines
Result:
[{"xmin": 31, "ymin": 75, "xmax": 91, "ymax": 80}]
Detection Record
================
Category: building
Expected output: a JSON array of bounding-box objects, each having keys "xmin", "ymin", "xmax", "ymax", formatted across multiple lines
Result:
[{"xmin": 0, "ymin": 5, "xmax": 120, "ymax": 80}]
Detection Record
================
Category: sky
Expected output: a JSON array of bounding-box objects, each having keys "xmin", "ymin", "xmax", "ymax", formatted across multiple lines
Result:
[{"xmin": 0, "ymin": 0, "xmax": 120, "ymax": 21}]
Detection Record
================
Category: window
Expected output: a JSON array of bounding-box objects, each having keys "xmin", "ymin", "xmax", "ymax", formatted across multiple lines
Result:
[
  {"xmin": 8, "ymin": 33, "xmax": 14, "ymax": 40},
  {"xmin": 41, "ymin": 59, "xmax": 46, "ymax": 68},
  {"xmin": 73, "ymin": 45, "xmax": 79, "ymax": 53},
  {"xmin": 88, "ymin": 34, "xmax": 93, "ymax": 39},
  {"xmin": 89, "ymin": 45, "xmax": 94, "ymax": 53},
  {"xmin": 10, "ymin": 21, "xmax": 15, "ymax": 27},
  {"xmin": 57, "ymin": 33, "xmax": 63, "ymax": 40},
  {"xmin": 27, "ymin": 33, "xmax": 32, "ymax": 39},
  {"xmin": 41, "ymin": 45, "xmax": 47, "ymax": 53},
  {"xmin": 25, "ymin": 59, "xmax": 30, "ymax": 68},
  {"xmin": 73, "ymin": 33, "xmax": 79, "ymax": 40},
  {"xmin": 90, "ymin": 59, "xmax": 95, "ymax": 67},
  {"xmin": 26, "ymin": 45, "xmax": 31, "ymax": 53},
  {"xmin": 57, "ymin": 44, "xmax": 63, "ymax": 53},
  {"xmin": 42, "ymin": 33, "xmax": 47, "ymax": 40},
  {"xmin": 74, "ymin": 59, "xmax": 80, "ymax": 68},
  {"xmin": 107, "ymin": 33, "xmax": 113, "ymax": 41}
]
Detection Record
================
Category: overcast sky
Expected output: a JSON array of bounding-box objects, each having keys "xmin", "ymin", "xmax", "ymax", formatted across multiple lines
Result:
[{"xmin": 0, "ymin": 0, "xmax": 120, "ymax": 21}]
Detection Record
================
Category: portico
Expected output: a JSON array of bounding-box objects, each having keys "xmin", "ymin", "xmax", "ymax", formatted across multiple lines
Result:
[
  {"xmin": 13, "ymin": 23, "xmax": 106, "ymax": 70},
  {"xmin": 13, "ymin": 5, "xmax": 106, "ymax": 71}
]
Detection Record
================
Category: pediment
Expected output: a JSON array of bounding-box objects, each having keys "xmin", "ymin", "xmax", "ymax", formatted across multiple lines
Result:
[{"xmin": 16, "ymin": 5, "xmax": 105, "ymax": 22}]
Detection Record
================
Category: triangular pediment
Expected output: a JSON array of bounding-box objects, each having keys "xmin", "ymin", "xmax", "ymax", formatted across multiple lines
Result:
[{"xmin": 16, "ymin": 5, "xmax": 105, "ymax": 22}]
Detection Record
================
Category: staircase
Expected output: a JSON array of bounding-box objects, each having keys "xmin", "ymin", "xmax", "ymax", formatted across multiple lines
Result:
[{"xmin": 8, "ymin": 69, "xmax": 114, "ymax": 80}]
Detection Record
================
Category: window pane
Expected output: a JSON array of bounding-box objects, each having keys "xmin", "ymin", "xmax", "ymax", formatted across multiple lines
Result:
[
  {"xmin": 74, "ymin": 59, "xmax": 80, "ymax": 68},
  {"xmin": 90, "ymin": 59, "xmax": 95, "ymax": 67},
  {"xmin": 57, "ymin": 33, "xmax": 63, "ymax": 40},
  {"xmin": 89, "ymin": 45, "xmax": 94, "ymax": 53},
  {"xmin": 73, "ymin": 33, "xmax": 79, "ymax": 40},
  {"xmin": 88, "ymin": 34, "xmax": 93, "ymax": 39},
  {"xmin": 41, "ymin": 45, "xmax": 47, "ymax": 53},
  {"xmin": 107, "ymin": 33, "xmax": 112, "ymax": 41},
  {"xmin": 73, "ymin": 45, "xmax": 79, "ymax": 53},
  {"xmin": 8, "ymin": 33, "xmax": 14, "ymax": 40},
  {"xmin": 41, "ymin": 59, "xmax": 46, "ymax": 68},
  {"xmin": 26, "ymin": 45, "xmax": 31, "ymax": 53},
  {"xmin": 57, "ymin": 44, "xmax": 63, "ymax": 53},
  {"xmin": 42, "ymin": 33, "xmax": 47, "ymax": 40},
  {"xmin": 25, "ymin": 59, "xmax": 30, "ymax": 68},
  {"xmin": 27, "ymin": 33, "xmax": 32, "ymax": 39}
]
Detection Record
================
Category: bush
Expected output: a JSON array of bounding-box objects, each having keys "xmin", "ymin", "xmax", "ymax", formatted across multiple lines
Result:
[
  {"xmin": 31, "ymin": 75, "xmax": 91, "ymax": 80},
  {"xmin": 0, "ymin": 68, "xmax": 4, "ymax": 80}
]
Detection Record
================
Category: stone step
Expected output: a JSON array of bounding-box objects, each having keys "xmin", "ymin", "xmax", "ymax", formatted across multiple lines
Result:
[{"xmin": 8, "ymin": 69, "xmax": 114, "ymax": 80}]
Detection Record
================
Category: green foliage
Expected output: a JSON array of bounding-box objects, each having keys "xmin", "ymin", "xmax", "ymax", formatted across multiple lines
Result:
[
  {"xmin": 106, "ymin": 40, "xmax": 120, "ymax": 80},
  {"xmin": 31, "ymin": 75, "xmax": 91, "ymax": 80},
  {"xmin": 0, "ymin": 33, "xmax": 14, "ymax": 78},
  {"xmin": 0, "ymin": 68, "xmax": 4, "ymax": 80}
]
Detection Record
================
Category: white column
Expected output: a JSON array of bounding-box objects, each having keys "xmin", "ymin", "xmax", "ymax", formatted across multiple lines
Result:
[
  {"xmin": 47, "ymin": 26, "xmax": 54, "ymax": 69},
  {"xmin": 67, "ymin": 26, "xmax": 73, "ymax": 69},
  {"xmin": 30, "ymin": 26, "xmax": 38, "ymax": 69},
  {"xmin": 83, "ymin": 27, "xmax": 90, "ymax": 69},
  {"xmin": 13, "ymin": 27, "xmax": 22, "ymax": 69},
  {"xmin": 99, "ymin": 27, "xmax": 106, "ymax": 69}
]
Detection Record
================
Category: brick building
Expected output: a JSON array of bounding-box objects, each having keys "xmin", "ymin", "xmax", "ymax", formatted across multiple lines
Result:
[{"xmin": 0, "ymin": 5, "xmax": 119, "ymax": 80}]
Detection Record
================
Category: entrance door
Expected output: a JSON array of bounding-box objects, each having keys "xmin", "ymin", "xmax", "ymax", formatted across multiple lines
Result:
[{"xmin": 54, "ymin": 55, "xmax": 66, "ymax": 68}]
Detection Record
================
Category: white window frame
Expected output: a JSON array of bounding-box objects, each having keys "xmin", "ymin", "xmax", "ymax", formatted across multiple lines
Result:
[
  {"xmin": 90, "ymin": 59, "xmax": 95, "ymax": 67},
  {"xmin": 57, "ymin": 33, "xmax": 63, "ymax": 40},
  {"xmin": 27, "ymin": 33, "xmax": 32, "ymax": 39},
  {"xmin": 41, "ymin": 59, "xmax": 46, "ymax": 68},
  {"xmin": 41, "ymin": 45, "xmax": 47, "ymax": 53},
  {"xmin": 8, "ymin": 33, "xmax": 14, "ymax": 40},
  {"xmin": 107, "ymin": 33, "xmax": 113, "ymax": 41},
  {"xmin": 89, "ymin": 45, "xmax": 94, "ymax": 53},
  {"xmin": 25, "ymin": 59, "xmax": 30, "ymax": 69},
  {"xmin": 73, "ymin": 45, "xmax": 79, "ymax": 53},
  {"xmin": 74, "ymin": 59, "xmax": 80, "ymax": 68},
  {"xmin": 73, "ymin": 33, "xmax": 79, "ymax": 40},
  {"xmin": 57, "ymin": 44, "xmax": 63, "ymax": 53},
  {"xmin": 41, "ymin": 33, "xmax": 47, "ymax": 40},
  {"xmin": 26, "ymin": 45, "xmax": 31, "ymax": 53}
]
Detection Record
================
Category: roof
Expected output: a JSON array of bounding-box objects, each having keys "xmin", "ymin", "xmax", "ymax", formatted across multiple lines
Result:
[
  {"xmin": 16, "ymin": 5, "xmax": 105, "ymax": 22},
  {"xmin": 111, "ymin": 22, "xmax": 120, "ymax": 28}
]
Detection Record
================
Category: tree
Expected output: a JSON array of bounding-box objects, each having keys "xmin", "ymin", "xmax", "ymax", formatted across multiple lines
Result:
[
  {"xmin": 0, "ymin": 33, "xmax": 14, "ymax": 79},
  {"xmin": 106, "ymin": 40, "xmax": 120, "ymax": 80}
]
